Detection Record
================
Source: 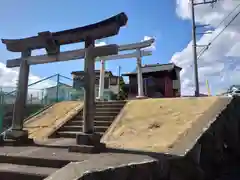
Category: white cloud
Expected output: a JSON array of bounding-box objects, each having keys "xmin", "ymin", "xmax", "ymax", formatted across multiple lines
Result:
[
  {"xmin": 95, "ymin": 41, "xmax": 107, "ymax": 47},
  {"xmin": 141, "ymin": 36, "xmax": 156, "ymax": 51},
  {"xmin": 172, "ymin": 0, "xmax": 240, "ymax": 95},
  {"xmin": 0, "ymin": 62, "xmax": 56, "ymax": 99}
]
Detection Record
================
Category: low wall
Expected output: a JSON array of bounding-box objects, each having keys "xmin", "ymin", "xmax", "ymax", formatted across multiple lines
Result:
[
  {"xmin": 193, "ymin": 96, "xmax": 240, "ymax": 179},
  {"xmin": 164, "ymin": 96, "xmax": 240, "ymax": 179},
  {"xmin": 72, "ymin": 160, "xmax": 161, "ymax": 180}
]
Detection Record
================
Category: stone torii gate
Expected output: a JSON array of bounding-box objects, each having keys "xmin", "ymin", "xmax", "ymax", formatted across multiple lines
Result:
[
  {"xmin": 96, "ymin": 39, "xmax": 155, "ymax": 100},
  {"xmin": 2, "ymin": 13, "xmax": 128, "ymax": 145}
]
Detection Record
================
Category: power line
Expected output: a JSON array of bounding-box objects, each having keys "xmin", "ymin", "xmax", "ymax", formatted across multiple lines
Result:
[
  {"xmin": 197, "ymin": 3, "xmax": 240, "ymax": 56},
  {"xmin": 197, "ymin": 5, "xmax": 240, "ymax": 59},
  {"xmin": 216, "ymin": 3, "xmax": 240, "ymax": 29}
]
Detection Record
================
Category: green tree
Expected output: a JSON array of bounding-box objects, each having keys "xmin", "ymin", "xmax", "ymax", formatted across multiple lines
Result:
[{"xmin": 117, "ymin": 77, "xmax": 127, "ymax": 100}]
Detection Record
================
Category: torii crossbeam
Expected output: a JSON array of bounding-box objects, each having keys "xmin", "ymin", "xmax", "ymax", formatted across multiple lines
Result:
[
  {"xmin": 96, "ymin": 39, "xmax": 155, "ymax": 100},
  {"xmin": 5, "ymin": 39, "xmax": 154, "ymax": 68}
]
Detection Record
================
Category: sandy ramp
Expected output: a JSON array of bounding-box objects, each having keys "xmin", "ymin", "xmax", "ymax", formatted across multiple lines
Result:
[
  {"xmin": 23, "ymin": 101, "xmax": 83, "ymax": 140},
  {"xmin": 102, "ymin": 97, "xmax": 229, "ymax": 154}
]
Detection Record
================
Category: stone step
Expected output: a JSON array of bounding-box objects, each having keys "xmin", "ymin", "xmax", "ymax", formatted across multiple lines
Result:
[
  {"xmin": 66, "ymin": 120, "xmax": 112, "ymax": 127},
  {"xmin": 74, "ymin": 115, "xmax": 116, "ymax": 121},
  {"xmin": 95, "ymin": 106, "xmax": 125, "ymax": 110},
  {"xmin": 56, "ymin": 131, "xmax": 104, "ymax": 138},
  {"xmin": 95, "ymin": 104, "xmax": 125, "ymax": 108},
  {"xmin": 56, "ymin": 131, "xmax": 77, "ymax": 138},
  {"xmin": 94, "ymin": 111, "xmax": 119, "ymax": 116},
  {"xmin": 68, "ymin": 143, "xmax": 106, "ymax": 154},
  {"xmin": 0, "ymin": 155, "xmax": 69, "ymax": 168},
  {"xmin": 95, "ymin": 107, "xmax": 123, "ymax": 111},
  {"xmin": 60, "ymin": 125, "xmax": 109, "ymax": 132},
  {"xmin": 0, "ymin": 163, "xmax": 58, "ymax": 180},
  {"xmin": 95, "ymin": 109, "xmax": 120, "ymax": 114},
  {"xmin": 95, "ymin": 100, "xmax": 126, "ymax": 105}
]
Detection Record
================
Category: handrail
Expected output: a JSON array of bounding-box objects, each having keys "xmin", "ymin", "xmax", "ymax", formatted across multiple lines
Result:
[
  {"xmin": 59, "ymin": 74, "xmax": 73, "ymax": 81},
  {"xmin": 5, "ymin": 73, "xmax": 58, "ymax": 95},
  {"xmin": 0, "ymin": 73, "xmax": 84, "ymax": 135}
]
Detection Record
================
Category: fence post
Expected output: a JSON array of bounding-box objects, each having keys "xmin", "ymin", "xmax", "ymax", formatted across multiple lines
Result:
[
  {"xmin": 56, "ymin": 74, "xmax": 60, "ymax": 102},
  {"xmin": 41, "ymin": 90, "xmax": 44, "ymax": 105},
  {"xmin": 30, "ymin": 94, "xmax": 33, "ymax": 104},
  {"xmin": 0, "ymin": 92, "xmax": 3, "ymax": 132},
  {"xmin": 45, "ymin": 95, "xmax": 48, "ymax": 104}
]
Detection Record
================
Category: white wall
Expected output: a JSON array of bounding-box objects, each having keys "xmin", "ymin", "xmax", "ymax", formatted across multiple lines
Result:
[
  {"xmin": 45, "ymin": 86, "xmax": 72, "ymax": 101},
  {"xmin": 173, "ymin": 69, "xmax": 181, "ymax": 95},
  {"xmin": 109, "ymin": 84, "xmax": 119, "ymax": 94}
]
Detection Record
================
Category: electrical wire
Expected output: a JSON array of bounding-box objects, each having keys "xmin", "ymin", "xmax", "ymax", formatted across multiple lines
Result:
[
  {"xmin": 197, "ymin": 4, "xmax": 240, "ymax": 59},
  {"xmin": 215, "ymin": 2, "xmax": 240, "ymax": 29}
]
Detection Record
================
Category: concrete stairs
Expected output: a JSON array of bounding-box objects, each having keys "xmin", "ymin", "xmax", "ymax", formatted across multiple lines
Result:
[
  {"xmin": 0, "ymin": 149, "xmax": 68, "ymax": 180},
  {"xmin": 0, "ymin": 163, "xmax": 59, "ymax": 180},
  {"xmin": 54, "ymin": 101, "xmax": 126, "ymax": 139},
  {"xmin": 0, "ymin": 138, "xmax": 88, "ymax": 180}
]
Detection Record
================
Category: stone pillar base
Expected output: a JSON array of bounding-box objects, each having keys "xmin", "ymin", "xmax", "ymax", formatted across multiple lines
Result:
[
  {"xmin": 76, "ymin": 132, "xmax": 101, "ymax": 145},
  {"xmin": 4, "ymin": 129, "xmax": 33, "ymax": 145},
  {"xmin": 68, "ymin": 133, "xmax": 106, "ymax": 154},
  {"xmin": 0, "ymin": 134, "xmax": 4, "ymax": 145},
  {"xmin": 96, "ymin": 97, "xmax": 107, "ymax": 102},
  {"xmin": 96, "ymin": 97, "xmax": 103, "ymax": 101}
]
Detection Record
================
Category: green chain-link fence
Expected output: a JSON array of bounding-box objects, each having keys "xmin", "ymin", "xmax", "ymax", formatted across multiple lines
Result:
[{"xmin": 0, "ymin": 74, "xmax": 84, "ymax": 133}]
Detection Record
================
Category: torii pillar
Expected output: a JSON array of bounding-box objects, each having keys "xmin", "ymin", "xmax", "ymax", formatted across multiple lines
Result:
[
  {"xmin": 136, "ymin": 48, "xmax": 145, "ymax": 98},
  {"xmin": 5, "ymin": 50, "xmax": 31, "ymax": 141},
  {"xmin": 73, "ymin": 42, "xmax": 119, "ymax": 153},
  {"xmin": 82, "ymin": 38, "xmax": 95, "ymax": 134},
  {"xmin": 98, "ymin": 60, "xmax": 105, "ymax": 101}
]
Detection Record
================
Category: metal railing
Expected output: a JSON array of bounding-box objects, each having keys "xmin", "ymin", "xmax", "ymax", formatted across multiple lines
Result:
[{"xmin": 0, "ymin": 73, "xmax": 84, "ymax": 132}]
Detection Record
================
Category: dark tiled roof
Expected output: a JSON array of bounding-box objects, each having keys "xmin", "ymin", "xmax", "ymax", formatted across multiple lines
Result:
[
  {"xmin": 71, "ymin": 70, "xmax": 113, "ymax": 77},
  {"xmin": 122, "ymin": 63, "xmax": 182, "ymax": 76}
]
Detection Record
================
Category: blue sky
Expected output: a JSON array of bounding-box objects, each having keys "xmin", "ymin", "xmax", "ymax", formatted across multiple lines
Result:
[
  {"xmin": 0, "ymin": 0, "xmax": 192, "ymax": 78},
  {"xmin": 2, "ymin": 0, "xmax": 236, "ymax": 95}
]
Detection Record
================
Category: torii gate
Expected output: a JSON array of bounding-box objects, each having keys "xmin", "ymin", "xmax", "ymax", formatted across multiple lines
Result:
[
  {"xmin": 1, "ymin": 13, "xmax": 128, "ymax": 147},
  {"xmin": 96, "ymin": 39, "xmax": 155, "ymax": 100}
]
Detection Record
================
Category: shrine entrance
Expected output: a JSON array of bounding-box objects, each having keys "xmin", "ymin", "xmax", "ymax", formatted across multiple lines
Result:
[{"xmin": 1, "ymin": 13, "xmax": 128, "ymax": 150}]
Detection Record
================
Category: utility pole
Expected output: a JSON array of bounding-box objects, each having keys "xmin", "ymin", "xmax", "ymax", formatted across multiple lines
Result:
[
  {"xmin": 190, "ymin": 0, "xmax": 218, "ymax": 97},
  {"xmin": 191, "ymin": 0, "xmax": 199, "ymax": 97}
]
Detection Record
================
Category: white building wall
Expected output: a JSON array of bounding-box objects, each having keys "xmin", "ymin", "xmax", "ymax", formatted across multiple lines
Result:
[
  {"xmin": 109, "ymin": 85, "xmax": 119, "ymax": 94},
  {"xmin": 172, "ymin": 69, "xmax": 181, "ymax": 95},
  {"xmin": 45, "ymin": 86, "xmax": 72, "ymax": 101}
]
